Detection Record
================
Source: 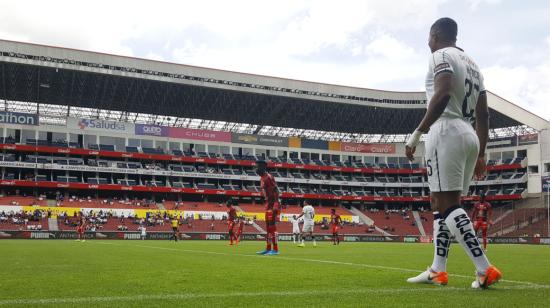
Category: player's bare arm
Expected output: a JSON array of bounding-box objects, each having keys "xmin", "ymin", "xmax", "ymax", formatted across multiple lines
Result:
[
  {"xmin": 474, "ymin": 92, "xmax": 489, "ymax": 179},
  {"xmin": 405, "ymin": 72, "xmax": 453, "ymax": 161}
]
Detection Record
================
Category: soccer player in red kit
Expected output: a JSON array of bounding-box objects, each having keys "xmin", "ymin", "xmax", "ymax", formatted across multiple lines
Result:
[
  {"xmin": 235, "ymin": 217, "xmax": 245, "ymax": 243},
  {"xmin": 256, "ymin": 160, "xmax": 280, "ymax": 255},
  {"xmin": 472, "ymin": 192, "xmax": 493, "ymax": 250},
  {"xmin": 257, "ymin": 207, "xmax": 279, "ymax": 255},
  {"xmin": 330, "ymin": 208, "xmax": 342, "ymax": 245},
  {"xmin": 75, "ymin": 213, "xmax": 85, "ymax": 242},
  {"xmin": 257, "ymin": 160, "xmax": 280, "ymax": 215},
  {"xmin": 226, "ymin": 201, "xmax": 238, "ymax": 245}
]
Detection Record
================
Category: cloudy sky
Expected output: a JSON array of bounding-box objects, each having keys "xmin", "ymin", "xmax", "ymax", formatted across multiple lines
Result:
[{"xmin": 1, "ymin": 0, "xmax": 549, "ymax": 120}]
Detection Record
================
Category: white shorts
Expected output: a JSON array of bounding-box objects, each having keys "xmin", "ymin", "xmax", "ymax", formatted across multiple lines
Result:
[
  {"xmin": 292, "ymin": 228, "xmax": 300, "ymax": 234},
  {"xmin": 302, "ymin": 221, "xmax": 314, "ymax": 233},
  {"xmin": 424, "ymin": 118, "xmax": 479, "ymax": 195}
]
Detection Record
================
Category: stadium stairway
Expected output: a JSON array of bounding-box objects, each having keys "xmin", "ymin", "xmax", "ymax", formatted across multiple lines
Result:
[
  {"xmin": 492, "ymin": 209, "xmax": 514, "ymax": 225},
  {"xmin": 516, "ymin": 196, "xmax": 549, "ymax": 209},
  {"xmin": 46, "ymin": 199, "xmax": 57, "ymax": 207},
  {"xmin": 48, "ymin": 218, "xmax": 59, "ymax": 231},
  {"xmin": 505, "ymin": 218, "xmax": 549, "ymax": 237},
  {"xmin": 348, "ymin": 206, "xmax": 394, "ymax": 236},
  {"xmin": 491, "ymin": 209, "xmax": 547, "ymax": 237},
  {"xmin": 412, "ymin": 211, "xmax": 427, "ymax": 236},
  {"xmin": 157, "ymin": 202, "xmax": 166, "ymax": 210},
  {"xmin": 234, "ymin": 205, "xmax": 266, "ymax": 234}
]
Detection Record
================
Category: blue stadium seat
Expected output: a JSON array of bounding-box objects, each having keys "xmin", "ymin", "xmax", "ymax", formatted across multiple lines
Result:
[{"xmin": 99, "ymin": 144, "xmax": 115, "ymax": 151}]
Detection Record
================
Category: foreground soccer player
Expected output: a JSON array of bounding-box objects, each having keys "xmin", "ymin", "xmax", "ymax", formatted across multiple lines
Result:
[
  {"xmin": 330, "ymin": 209, "xmax": 342, "ymax": 245},
  {"xmin": 472, "ymin": 191, "xmax": 493, "ymax": 250},
  {"xmin": 255, "ymin": 160, "xmax": 280, "ymax": 255},
  {"xmin": 296, "ymin": 201, "xmax": 316, "ymax": 247},
  {"xmin": 405, "ymin": 18, "xmax": 501, "ymax": 289},
  {"xmin": 226, "ymin": 201, "xmax": 238, "ymax": 245}
]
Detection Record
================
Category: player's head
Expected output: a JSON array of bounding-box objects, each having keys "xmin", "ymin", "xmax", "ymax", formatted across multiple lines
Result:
[
  {"xmin": 292, "ymin": 215, "xmax": 296, "ymax": 219},
  {"xmin": 429, "ymin": 17, "xmax": 457, "ymax": 52},
  {"xmin": 331, "ymin": 208, "xmax": 336, "ymax": 214},
  {"xmin": 255, "ymin": 160, "xmax": 267, "ymax": 176},
  {"xmin": 226, "ymin": 200, "xmax": 232, "ymax": 208},
  {"xmin": 479, "ymin": 191, "xmax": 486, "ymax": 202}
]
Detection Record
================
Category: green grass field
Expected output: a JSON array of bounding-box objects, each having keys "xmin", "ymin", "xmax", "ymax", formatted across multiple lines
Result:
[{"xmin": 0, "ymin": 240, "xmax": 549, "ymax": 307}]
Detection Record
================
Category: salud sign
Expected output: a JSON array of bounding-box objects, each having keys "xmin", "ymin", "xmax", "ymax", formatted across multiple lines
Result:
[{"xmin": 67, "ymin": 118, "xmax": 135, "ymax": 134}]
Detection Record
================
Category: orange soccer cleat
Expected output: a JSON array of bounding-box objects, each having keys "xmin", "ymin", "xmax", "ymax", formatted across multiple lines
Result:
[
  {"xmin": 472, "ymin": 265, "xmax": 502, "ymax": 289},
  {"xmin": 407, "ymin": 267, "xmax": 448, "ymax": 286}
]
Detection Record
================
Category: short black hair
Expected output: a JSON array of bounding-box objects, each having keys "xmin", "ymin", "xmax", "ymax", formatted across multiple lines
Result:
[
  {"xmin": 256, "ymin": 160, "xmax": 267, "ymax": 166},
  {"xmin": 431, "ymin": 17, "xmax": 457, "ymax": 43}
]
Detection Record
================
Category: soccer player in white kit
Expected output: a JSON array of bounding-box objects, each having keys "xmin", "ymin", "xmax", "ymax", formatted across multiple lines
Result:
[
  {"xmin": 139, "ymin": 225, "xmax": 146, "ymax": 240},
  {"xmin": 288, "ymin": 215, "xmax": 302, "ymax": 243},
  {"xmin": 405, "ymin": 18, "xmax": 501, "ymax": 289},
  {"xmin": 296, "ymin": 201, "xmax": 316, "ymax": 247}
]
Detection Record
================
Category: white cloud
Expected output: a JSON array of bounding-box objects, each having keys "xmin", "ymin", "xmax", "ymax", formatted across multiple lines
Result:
[
  {"xmin": 466, "ymin": 0, "xmax": 502, "ymax": 11},
  {"xmin": 143, "ymin": 52, "xmax": 165, "ymax": 62},
  {"xmin": 484, "ymin": 64, "xmax": 550, "ymax": 121},
  {"xmin": 364, "ymin": 35, "xmax": 416, "ymax": 61},
  {"xmin": 482, "ymin": 35, "xmax": 550, "ymax": 121}
]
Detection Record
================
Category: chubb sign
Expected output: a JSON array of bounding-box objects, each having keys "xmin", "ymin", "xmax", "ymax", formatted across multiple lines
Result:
[{"xmin": 0, "ymin": 111, "xmax": 39, "ymax": 126}]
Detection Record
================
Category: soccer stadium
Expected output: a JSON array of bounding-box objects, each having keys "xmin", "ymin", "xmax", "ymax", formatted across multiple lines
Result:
[{"xmin": 0, "ymin": 37, "xmax": 549, "ymax": 307}]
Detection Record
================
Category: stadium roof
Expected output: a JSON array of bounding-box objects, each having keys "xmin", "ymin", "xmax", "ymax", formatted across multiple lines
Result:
[{"xmin": 0, "ymin": 39, "xmax": 547, "ymax": 143}]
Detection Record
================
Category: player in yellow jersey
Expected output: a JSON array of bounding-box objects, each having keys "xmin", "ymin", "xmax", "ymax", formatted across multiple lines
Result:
[{"xmin": 171, "ymin": 216, "xmax": 179, "ymax": 242}]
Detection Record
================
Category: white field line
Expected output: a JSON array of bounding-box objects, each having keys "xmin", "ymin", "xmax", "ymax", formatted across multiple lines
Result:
[
  {"xmin": 1, "ymin": 285, "xmax": 549, "ymax": 306},
  {"xmin": 94, "ymin": 241, "xmax": 547, "ymax": 287}
]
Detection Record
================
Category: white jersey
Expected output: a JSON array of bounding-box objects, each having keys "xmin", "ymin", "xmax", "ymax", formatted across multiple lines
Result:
[
  {"xmin": 426, "ymin": 47, "xmax": 485, "ymax": 122},
  {"xmin": 289, "ymin": 218, "xmax": 301, "ymax": 232},
  {"xmin": 302, "ymin": 205, "xmax": 315, "ymax": 223}
]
